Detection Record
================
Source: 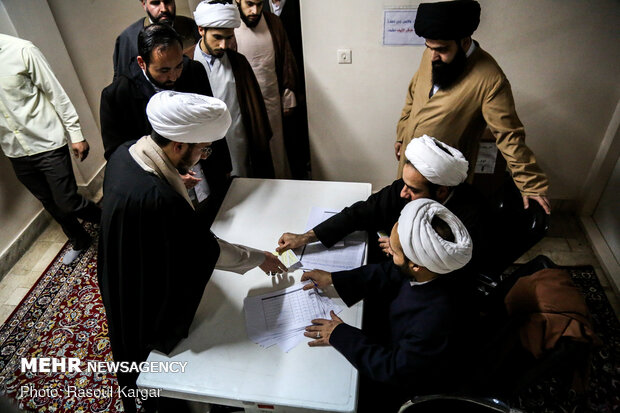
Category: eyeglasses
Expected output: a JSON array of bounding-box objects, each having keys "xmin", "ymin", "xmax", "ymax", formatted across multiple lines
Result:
[{"xmin": 200, "ymin": 146, "xmax": 213, "ymax": 157}]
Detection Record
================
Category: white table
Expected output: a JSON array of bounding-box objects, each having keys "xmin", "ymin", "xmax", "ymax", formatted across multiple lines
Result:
[{"xmin": 137, "ymin": 178, "xmax": 371, "ymax": 413}]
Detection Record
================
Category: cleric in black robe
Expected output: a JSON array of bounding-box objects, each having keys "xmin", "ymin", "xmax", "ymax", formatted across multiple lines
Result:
[
  {"xmin": 193, "ymin": 1, "xmax": 275, "ymax": 178},
  {"xmin": 301, "ymin": 199, "xmax": 476, "ymax": 412},
  {"xmin": 99, "ymin": 91, "xmax": 286, "ymax": 413},
  {"xmin": 101, "ymin": 23, "xmax": 232, "ymax": 225},
  {"xmin": 277, "ymin": 136, "xmax": 492, "ymax": 271}
]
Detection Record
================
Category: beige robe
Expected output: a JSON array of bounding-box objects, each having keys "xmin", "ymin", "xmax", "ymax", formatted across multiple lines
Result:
[
  {"xmin": 235, "ymin": 16, "xmax": 292, "ymax": 179},
  {"xmin": 396, "ymin": 44, "xmax": 549, "ymax": 196}
]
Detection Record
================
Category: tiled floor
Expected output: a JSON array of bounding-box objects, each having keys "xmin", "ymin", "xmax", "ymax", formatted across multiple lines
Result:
[
  {"xmin": 0, "ymin": 212, "xmax": 618, "ymax": 326},
  {"xmin": 0, "ymin": 220, "xmax": 67, "ymax": 324}
]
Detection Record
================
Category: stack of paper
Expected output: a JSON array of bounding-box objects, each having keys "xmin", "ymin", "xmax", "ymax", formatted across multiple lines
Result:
[
  {"xmin": 244, "ymin": 284, "xmax": 342, "ymax": 352},
  {"xmin": 298, "ymin": 207, "xmax": 366, "ymax": 272}
]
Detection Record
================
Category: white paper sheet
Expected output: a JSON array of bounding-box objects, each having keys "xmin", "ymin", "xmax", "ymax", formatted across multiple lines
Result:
[
  {"xmin": 304, "ymin": 208, "xmax": 345, "ymax": 247},
  {"xmin": 383, "ymin": 9, "xmax": 424, "ymax": 46},
  {"xmin": 191, "ymin": 164, "xmax": 211, "ymax": 202},
  {"xmin": 244, "ymin": 284, "xmax": 342, "ymax": 352},
  {"xmin": 474, "ymin": 142, "xmax": 498, "ymax": 174},
  {"xmin": 299, "ymin": 207, "xmax": 366, "ymax": 272}
]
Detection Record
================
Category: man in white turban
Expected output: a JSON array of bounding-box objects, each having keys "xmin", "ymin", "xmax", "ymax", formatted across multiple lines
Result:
[
  {"xmin": 300, "ymin": 198, "xmax": 476, "ymax": 411},
  {"xmin": 278, "ymin": 135, "xmax": 491, "ymax": 270},
  {"xmin": 193, "ymin": 0, "xmax": 275, "ymax": 178},
  {"xmin": 99, "ymin": 91, "xmax": 285, "ymax": 413}
]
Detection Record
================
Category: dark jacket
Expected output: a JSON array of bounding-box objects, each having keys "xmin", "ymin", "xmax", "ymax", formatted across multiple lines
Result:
[
  {"xmin": 112, "ymin": 16, "xmax": 200, "ymax": 80},
  {"xmin": 227, "ymin": 49, "xmax": 275, "ymax": 178},
  {"xmin": 314, "ymin": 180, "xmax": 492, "ymax": 271},
  {"xmin": 330, "ymin": 261, "xmax": 476, "ymax": 398}
]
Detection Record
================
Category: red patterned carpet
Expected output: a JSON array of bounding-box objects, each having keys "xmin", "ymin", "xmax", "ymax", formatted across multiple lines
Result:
[
  {"xmin": 0, "ymin": 224, "xmax": 618, "ymax": 412},
  {"xmin": 0, "ymin": 227, "xmax": 123, "ymax": 412}
]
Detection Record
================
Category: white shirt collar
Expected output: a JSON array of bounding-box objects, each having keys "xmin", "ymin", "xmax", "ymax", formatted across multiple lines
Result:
[
  {"xmin": 141, "ymin": 69, "xmax": 163, "ymax": 92},
  {"xmin": 409, "ymin": 277, "xmax": 437, "ymax": 287},
  {"xmin": 199, "ymin": 47, "xmax": 220, "ymax": 69},
  {"xmin": 465, "ymin": 39, "xmax": 476, "ymax": 58},
  {"xmin": 269, "ymin": 0, "xmax": 286, "ymax": 16}
]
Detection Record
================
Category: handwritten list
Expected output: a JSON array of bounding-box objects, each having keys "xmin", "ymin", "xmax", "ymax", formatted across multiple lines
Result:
[{"xmin": 383, "ymin": 9, "xmax": 424, "ymax": 46}]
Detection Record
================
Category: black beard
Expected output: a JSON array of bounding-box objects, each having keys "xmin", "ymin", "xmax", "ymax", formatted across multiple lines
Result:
[
  {"xmin": 431, "ymin": 46, "xmax": 467, "ymax": 89},
  {"xmin": 146, "ymin": 9, "xmax": 175, "ymax": 25},
  {"xmin": 145, "ymin": 66, "xmax": 175, "ymax": 90},
  {"xmin": 238, "ymin": 4, "xmax": 261, "ymax": 28},
  {"xmin": 177, "ymin": 147, "xmax": 197, "ymax": 175},
  {"xmin": 203, "ymin": 35, "xmax": 225, "ymax": 58}
]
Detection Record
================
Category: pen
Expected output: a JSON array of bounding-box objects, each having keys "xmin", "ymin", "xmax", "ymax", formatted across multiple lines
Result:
[{"xmin": 303, "ymin": 270, "xmax": 320, "ymax": 290}]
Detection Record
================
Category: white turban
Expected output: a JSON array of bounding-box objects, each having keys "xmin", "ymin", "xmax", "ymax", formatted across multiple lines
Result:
[
  {"xmin": 146, "ymin": 91, "xmax": 231, "ymax": 143},
  {"xmin": 405, "ymin": 135, "xmax": 469, "ymax": 187},
  {"xmin": 397, "ymin": 198, "xmax": 472, "ymax": 274},
  {"xmin": 194, "ymin": 1, "xmax": 241, "ymax": 28}
]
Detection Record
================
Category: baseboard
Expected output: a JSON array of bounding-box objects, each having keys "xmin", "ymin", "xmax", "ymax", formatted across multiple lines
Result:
[
  {"xmin": 0, "ymin": 210, "xmax": 52, "ymax": 281},
  {"xmin": 549, "ymin": 198, "xmax": 578, "ymax": 213},
  {"xmin": 77, "ymin": 163, "xmax": 105, "ymax": 203},
  {"xmin": 0, "ymin": 165, "xmax": 104, "ymax": 281},
  {"xmin": 580, "ymin": 216, "xmax": 620, "ymax": 296}
]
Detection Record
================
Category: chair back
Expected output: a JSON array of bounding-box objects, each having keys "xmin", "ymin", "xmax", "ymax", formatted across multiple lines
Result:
[{"xmin": 399, "ymin": 395, "xmax": 518, "ymax": 413}]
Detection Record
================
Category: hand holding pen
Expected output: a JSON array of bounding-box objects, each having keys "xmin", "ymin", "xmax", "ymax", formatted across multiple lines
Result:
[{"xmin": 301, "ymin": 270, "xmax": 333, "ymax": 291}]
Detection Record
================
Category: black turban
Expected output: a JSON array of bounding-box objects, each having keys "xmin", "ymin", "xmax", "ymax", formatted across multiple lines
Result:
[{"xmin": 414, "ymin": 1, "xmax": 481, "ymax": 40}]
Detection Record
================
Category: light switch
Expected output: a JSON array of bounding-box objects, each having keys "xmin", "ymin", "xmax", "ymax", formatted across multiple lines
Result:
[{"xmin": 337, "ymin": 49, "xmax": 352, "ymax": 64}]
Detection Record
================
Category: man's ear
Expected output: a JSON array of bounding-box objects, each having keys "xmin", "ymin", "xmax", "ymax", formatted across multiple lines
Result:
[
  {"xmin": 198, "ymin": 26, "xmax": 205, "ymax": 36},
  {"xmin": 408, "ymin": 261, "xmax": 421, "ymax": 272},
  {"xmin": 137, "ymin": 55, "xmax": 146, "ymax": 72},
  {"xmin": 172, "ymin": 141, "xmax": 185, "ymax": 153},
  {"xmin": 460, "ymin": 36, "xmax": 472, "ymax": 51},
  {"xmin": 435, "ymin": 185, "xmax": 450, "ymax": 202}
]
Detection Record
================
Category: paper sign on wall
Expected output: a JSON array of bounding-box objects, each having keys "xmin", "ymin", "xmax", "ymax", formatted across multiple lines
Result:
[{"xmin": 383, "ymin": 9, "xmax": 424, "ymax": 46}]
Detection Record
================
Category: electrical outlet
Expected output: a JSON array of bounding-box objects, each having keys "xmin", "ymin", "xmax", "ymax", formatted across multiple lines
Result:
[{"xmin": 337, "ymin": 49, "xmax": 352, "ymax": 64}]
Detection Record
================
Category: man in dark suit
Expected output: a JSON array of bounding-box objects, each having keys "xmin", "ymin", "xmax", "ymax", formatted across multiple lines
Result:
[{"xmin": 113, "ymin": 0, "xmax": 201, "ymax": 79}]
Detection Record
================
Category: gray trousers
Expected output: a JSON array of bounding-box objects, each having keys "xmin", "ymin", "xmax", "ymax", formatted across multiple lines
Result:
[{"xmin": 9, "ymin": 145, "xmax": 100, "ymax": 250}]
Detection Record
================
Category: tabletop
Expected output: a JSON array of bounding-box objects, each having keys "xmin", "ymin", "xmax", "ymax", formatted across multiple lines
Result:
[{"xmin": 137, "ymin": 178, "xmax": 372, "ymax": 412}]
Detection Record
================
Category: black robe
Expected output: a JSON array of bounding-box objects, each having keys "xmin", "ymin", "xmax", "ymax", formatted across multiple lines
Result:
[
  {"xmin": 98, "ymin": 142, "xmax": 220, "ymax": 413},
  {"xmin": 232, "ymin": 11, "xmax": 304, "ymax": 178},
  {"xmin": 313, "ymin": 179, "xmax": 492, "ymax": 270},
  {"xmin": 274, "ymin": 0, "xmax": 311, "ymax": 179},
  {"xmin": 100, "ymin": 57, "xmax": 232, "ymax": 223},
  {"xmin": 330, "ymin": 261, "xmax": 476, "ymax": 411},
  {"xmin": 227, "ymin": 49, "xmax": 275, "ymax": 178}
]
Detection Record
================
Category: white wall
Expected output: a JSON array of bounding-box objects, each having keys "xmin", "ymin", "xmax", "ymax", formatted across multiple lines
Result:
[
  {"xmin": 1, "ymin": 0, "xmax": 105, "ymax": 184},
  {"xmin": 302, "ymin": 0, "xmax": 620, "ymax": 198},
  {"xmin": 302, "ymin": 0, "xmax": 421, "ymax": 188},
  {"xmin": 1, "ymin": 0, "xmax": 619, "ymax": 259},
  {"xmin": 593, "ymin": 157, "xmax": 620, "ymax": 263},
  {"xmin": 46, "ymin": 0, "xmax": 196, "ymax": 124},
  {"xmin": 0, "ymin": 1, "xmax": 45, "ymax": 258},
  {"xmin": 0, "ymin": 0, "xmax": 198, "ymax": 259}
]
